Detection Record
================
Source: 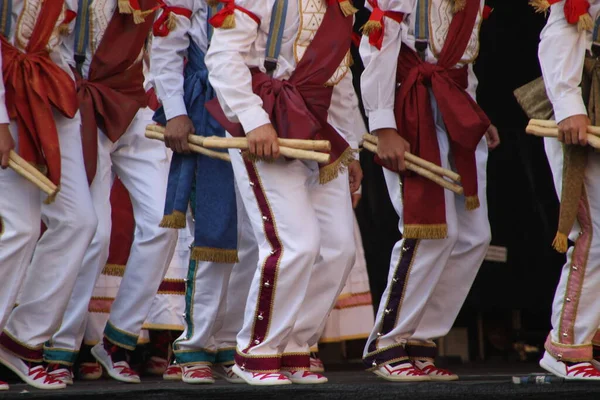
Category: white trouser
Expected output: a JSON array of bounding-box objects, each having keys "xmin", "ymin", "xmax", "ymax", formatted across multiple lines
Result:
[
  {"xmin": 173, "ymin": 191, "xmax": 257, "ymax": 366},
  {"xmin": 0, "ymin": 110, "xmax": 98, "ymax": 362},
  {"xmin": 230, "ymin": 148, "xmax": 355, "ymax": 373},
  {"xmin": 364, "ymin": 97, "xmax": 490, "ymax": 368},
  {"xmin": 281, "ymin": 170, "xmax": 355, "ymax": 370},
  {"xmin": 320, "ymin": 215, "xmax": 375, "ymax": 343},
  {"xmin": 543, "ymin": 138, "xmax": 600, "ymax": 362},
  {"xmin": 45, "ymin": 108, "xmax": 176, "ymax": 360}
]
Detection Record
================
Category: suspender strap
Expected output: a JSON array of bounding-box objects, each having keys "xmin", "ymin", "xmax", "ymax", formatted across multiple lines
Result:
[
  {"xmin": 264, "ymin": 0, "xmax": 287, "ymax": 74},
  {"xmin": 0, "ymin": 0, "xmax": 12, "ymax": 39},
  {"xmin": 74, "ymin": 0, "xmax": 93, "ymax": 70},
  {"xmin": 207, "ymin": 3, "xmax": 222, "ymax": 44},
  {"xmin": 414, "ymin": 0, "xmax": 429, "ymax": 58}
]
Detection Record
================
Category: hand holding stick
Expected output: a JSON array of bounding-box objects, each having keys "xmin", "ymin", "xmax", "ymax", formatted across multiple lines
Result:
[
  {"xmin": 8, "ymin": 151, "xmax": 59, "ymax": 204},
  {"xmin": 363, "ymin": 134, "xmax": 461, "ymax": 183},
  {"xmin": 145, "ymin": 130, "xmax": 232, "ymax": 162},
  {"xmin": 526, "ymin": 121, "xmax": 600, "ymax": 149},
  {"xmin": 362, "ymin": 141, "xmax": 464, "ymax": 195}
]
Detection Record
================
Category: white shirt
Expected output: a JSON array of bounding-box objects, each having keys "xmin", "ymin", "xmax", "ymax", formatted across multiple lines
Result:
[
  {"xmin": 204, "ymin": 0, "xmax": 362, "ymax": 149},
  {"xmin": 539, "ymin": 1, "xmax": 600, "ymax": 123},
  {"xmin": 359, "ymin": 0, "xmax": 483, "ymax": 132},
  {"xmin": 150, "ymin": 0, "xmax": 210, "ymax": 120}
]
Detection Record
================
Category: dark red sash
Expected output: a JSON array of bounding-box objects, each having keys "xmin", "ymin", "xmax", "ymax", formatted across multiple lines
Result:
[
  {"xmin": 206, "ymin": 0, "xmax": 353, "ymax": 182},
  {"xmin": 393, "ymin": 0, "xmax": 490, "ymax": 239},
  {"xmin": 77, "ymin": 1, "xmax": 155, "ymax": 183},
  {"xmin": 1, "ymin": 1, "xmax": 78, "ymax": 185}
]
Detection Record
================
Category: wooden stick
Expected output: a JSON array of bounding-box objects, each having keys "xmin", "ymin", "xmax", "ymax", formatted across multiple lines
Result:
[
  {"xmin": 146, "ymin": 124, "xmax": 331, "ymax": 152},
  {"xmin": 190, "ymin": 136, "xmax": 330, "ymax": 164},
  {"xmin": 8, "ymin": 151, "xmax": 59, "ymax": 201},
  {"xmin": 145, "ymin": 131, "xmax": 232, "ymax": 162},
  {"xmin": 362, "ymin": 141, "xmax": 463, "ymax": 195},
  {"xmin": 529, "ymin": 119, "xmax": 600, "ymax": 136},
  {"xmin": 363, "ymin": 134, "xmax": 461, "ymax": 183},
  {"xmin": 525, "ymin": 124, "xmax": 600, "ymax": 149}
]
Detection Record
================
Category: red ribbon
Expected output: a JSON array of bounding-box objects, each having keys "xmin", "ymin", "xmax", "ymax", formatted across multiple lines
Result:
[
  {"xmin": 62, "ymin": 10, "xmax": 77, "ymax": 25},
  {"xmin": 152, "ymin": 3, "xmax": 193, "ymax": 36},
  {"xmin": 547, "ymin": 0, "xmax": 589, "ymax": 25},
  {"xmin": 366, "ymin": 0, "xmax": 404, "ymax": 50},
  {"xmin": 208, "ymin": 0, "xmax": 261, "ymax": 28},
  {"xmin": 482, "ymin": 5, "xmax": 493, "ymax": 20}
]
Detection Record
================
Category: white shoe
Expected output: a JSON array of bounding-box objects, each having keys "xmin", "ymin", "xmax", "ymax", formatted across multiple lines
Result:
[
  {"xmin": 163, "ymin": 364, "xmax": 182, "ymax": 381},
  {"xmin": 78, "ymin": 362, "xmax": 102, "ymax": 380},
  {"xmin": 0, "ymin": 380, "xmax": 8, "ymax": 390},
  {"xmin": 231, "ymin": 364, "xmax": 292, "ymax": 386},
  {"xmin": 373, "ymin": 362, "xmax": 432, "ymax": 382},
  {"xmin": 309, "ymin": 357, "xmax": 325, "ymax": 373},
  {"xmin": 181, "ymin": 364, "xmax": 215, "ymax": 384},
  {"xmin": 540, "ymin": 351, "xmax": 600, "ymax": 380},
  {"xmin": 213, "ymin": 364, "xmax": 244, "ymax": 383},
  {"xmin": 0, "ymin": 347, "xmax": 65, "ymax": 389},
  {"xmin": 91, "ymin": 343, "xmax": 140, "ymax": 383},
  {"xmin": 281, "ymin": 370, "xmax": 328, "ymax": 384},
  {"xmin": 47, "ymin": 366, "xmax": 74, "ymax": 385},
  {"xmin": 414, "ymin": 360, "xmax": 458, "ymax": 381},
  {"xmin": 145, "ymin": 356, "xmax": 168, "ymax": 376}
]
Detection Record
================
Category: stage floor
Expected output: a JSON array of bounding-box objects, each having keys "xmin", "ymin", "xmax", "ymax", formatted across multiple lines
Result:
[{"xmin": 2, "ymin": 364, "xmax": 599, "ymax": 400}]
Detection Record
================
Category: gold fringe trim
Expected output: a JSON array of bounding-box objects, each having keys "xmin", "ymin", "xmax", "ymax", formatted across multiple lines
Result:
[
  {"xmin": 191, "ymin": 246, "xmax": 239, "ymax": 263},
  {"xmin": 465, "ymin": 195, "xmax": 480, "ymax": 211},
  {"xmin": 529, "ymin": 0, "xmax": 550, "ymax": 14},
  {"xmin": 118, "ymin": 0, "xmax": 134, "ymax": 14},
  {"xmin": 102, "ymin": 264, "xmax": 126, "ymax": 277},
  {"xmin": 133, "ymin": 9, "xmax": 155, "ymax": 24},
  {"xmin": 319, "ymin": 147, "xmax": 356, "ymax": 185},
  {"xmin": 339, "ymin": 0, "xmax": 358, "ymax": 17},
  {"xmin": 403, "ymin": 224, "xmax": 448, "ymax": 240},
  {"xmin": 552, "ymin": 232, "xmax": 569, "ymax": 254},
  {"xmin": 221, "ymin": 14, "xmax": 236, "ymax": 29},
  {"xmin": 578, "ymin": 13, "xmax": 594, "ymax": 32},
  {"xmin": 453, "ymin": 0, "xmax": 466, "ymax": 13},
  {"xmin": 361, "ymin": 20, "xmax": 382, "ymax": 37},
  {"xmin": 159, "ymin": 210, "xmax": 187, "ymax": 229},
  {"xmin": 167, "ymin": 12, "xmax": 178, "ymax": 31}
]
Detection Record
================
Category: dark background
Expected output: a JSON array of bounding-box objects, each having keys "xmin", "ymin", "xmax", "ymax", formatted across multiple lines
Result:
[{"xmin": 352, "ymin": 1, "xmax": 567, "ymax": 361}]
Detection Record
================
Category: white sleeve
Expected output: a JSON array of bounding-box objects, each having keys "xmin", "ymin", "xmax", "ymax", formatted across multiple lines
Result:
[
  {"xmin": 538, "ymin": 1, "xmax": 589, "ymax": 123},
  {"xmin": 359, "ymin": 0, "xmax": 414, "ymax": 133},
  {"xmin": 0, "ymin": 42, "xmax": 9, "ymax": 124},
  {"xmin": 205, "ymin": 0, "xmax": 271, "ymax": 134},
  {"xmin": 150, "ymin": 0, "xmax": 197, "ymax": 120}
]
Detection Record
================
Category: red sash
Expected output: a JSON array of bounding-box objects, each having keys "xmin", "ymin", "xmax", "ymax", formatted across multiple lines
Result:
[
  {"xmin": 206, "ymin": 0, "xmax": 354, "ymax": 183},
  {"xmin": 393, "ymin": 0, "xmax": 489, "ymax": 239},
  {"xmin": 1, "ymin": 1, "xmax": 78, "ymax": 185},
  {"xmin": 106, "ymin": 178, "xmax": 135, "ymax": 267},
  {"xmin": 77, "ymin": 1, "xmax": 155, "ymax": 183}
]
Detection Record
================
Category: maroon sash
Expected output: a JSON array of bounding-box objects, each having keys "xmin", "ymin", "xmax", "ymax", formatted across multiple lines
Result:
[
  {"xmin": 393, "ymin": 0, "xmax": 490, "ymax": 239},
  {"xmin": 206, "ymin": 0, "xmax": 353, "ymax": 183},
  {"xmin": 77, "ymin": 1, "xmax": 155, "ymax": 183},
  {"xmin": 1, "ymin": 1, "xmax": 78, "ymax": 185}
]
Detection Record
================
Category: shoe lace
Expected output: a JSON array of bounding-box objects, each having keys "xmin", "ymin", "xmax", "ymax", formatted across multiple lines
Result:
[
  {"xmin": 28, "ymin": 365, "xmax": 62, "ymax": 384},
  {"xmin": 113, "ymin": 363, "xmax": 138, "ymax": 377},
  {"xmin": 385, "ymin": 364, "xmax": 426, "ymax": 376},
  {"xmin": 419, "ymin": 364, "xmax": 454, "ymax": 376},
  {"xmin": 251, "ymin": 372, "xmax": 288, "ymax": 381},
  {"xmin": 80, "ymin": 363, "xmax": 101, "ymax": 375},
  {"xmin": 185, "ymin": 366, "xmax": 212, "ymax": 379}
]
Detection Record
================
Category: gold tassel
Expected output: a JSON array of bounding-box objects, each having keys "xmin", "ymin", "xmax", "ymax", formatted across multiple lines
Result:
[
  {"xmin": 167, "ymin": 12, "xmax": 178, "ymax": 31},
  {"xmin": 529, "ymin": 0, "xmax": 550, "ymax": 14},
  {"xmin": 159, "ymin": 210, "xmax": 187, "ymax": 229},
  {"xmin": 191, "ymin": 247, "xmax": 239, "ymax": 263},
  {"xmin": 207, "ymin": 0, "xmax": 220, "ymax": 6},
  {"xmin": 221, "ymin": 13, "xmax": 236, "ymax": 29},
  {"xmin": 338, "ymin": 0, "xmax": 358, "ymax": 17},
  {"xmin": 133, "ymin": 9, "xmax": 155, "ymax": 24},
  {"xmin": 552, "ymin": 232, "xmax": 569, "ymax": 253},
  {"xmin": 578, "ymin": 13, "xmax": 594, "ymax": 32},
  {"xmin": 465, "ymin": 195, "xmax": 480, "ymax": 211},
  {"xmin": 319, "ymin": 148, "xmax": 356, "ymax": 184},
  {"xmin": 118, "ymin": 0, "xmax": 134, "ymax": 14},
  {"xmin": 361, "ymin": 20, "xmax": 382, "ymax": 36},
  {"xmin": 452, "ymin": 0, "xmax": 466, "ymax": 13},
  {"xmin": 404, "ymin": 224, "xmax": 448, "ymax": 240},
  {"xmin": 102, "ymin": 264, "xmax": 127, "ymax": 277},
  {"xmin": 58, "ymin": 24, "xmax": 70, "ymax": 35}
]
